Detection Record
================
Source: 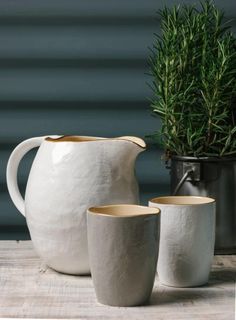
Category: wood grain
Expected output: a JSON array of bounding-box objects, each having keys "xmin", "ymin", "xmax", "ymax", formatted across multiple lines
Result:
[{"xmin": 0, "ymin": 241, "xmax": 235, "ymax": 319}]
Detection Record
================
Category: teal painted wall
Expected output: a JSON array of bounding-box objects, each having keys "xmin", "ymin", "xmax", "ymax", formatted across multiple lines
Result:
[{"xmin": 1, "ymin": 0, "xmax": 235, "ymax": 239}]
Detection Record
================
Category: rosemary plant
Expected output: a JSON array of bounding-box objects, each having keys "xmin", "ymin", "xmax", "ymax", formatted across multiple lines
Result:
[{"xmin": 149, "ymin": 1, "xmax": 236, "ymax": 158}]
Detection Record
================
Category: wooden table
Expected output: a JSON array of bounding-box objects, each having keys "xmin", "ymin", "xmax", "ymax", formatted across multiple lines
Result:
[{"xmin": 0, "ymin": 241, "xmax": 235, "ymax": 319}]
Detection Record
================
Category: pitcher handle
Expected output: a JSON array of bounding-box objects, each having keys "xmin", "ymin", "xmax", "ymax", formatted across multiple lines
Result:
[{"xmin": 6, "ymin": 136, "xmax": 46, "ymax": 217}]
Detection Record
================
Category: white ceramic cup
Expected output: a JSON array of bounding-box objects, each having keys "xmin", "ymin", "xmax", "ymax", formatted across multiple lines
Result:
[{"xmin": 149, "ymin": 196, "xmax": 216, "ymax": 287}]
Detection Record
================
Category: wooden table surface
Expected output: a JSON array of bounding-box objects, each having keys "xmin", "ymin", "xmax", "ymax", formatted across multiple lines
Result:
[{"xmin": 0, "ymin": 241, "xmax": 235, "ymax": 320}]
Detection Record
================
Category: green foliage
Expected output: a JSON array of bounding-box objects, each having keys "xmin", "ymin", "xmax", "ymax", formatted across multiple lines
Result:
[{"xmin": 149, "ymin": 1, "xmax": 236, "ymax": 158}]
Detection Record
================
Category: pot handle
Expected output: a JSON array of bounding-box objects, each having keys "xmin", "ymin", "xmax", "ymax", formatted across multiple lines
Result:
[
  {"xmin": 6, "ymin": 136, "xmax": 46, "ymax": 217},
  {"xmin": 172, "ymin": 169, "xmax": 193, "ymax": 195}
]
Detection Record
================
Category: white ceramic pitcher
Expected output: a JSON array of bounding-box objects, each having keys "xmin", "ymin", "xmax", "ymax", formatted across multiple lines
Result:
[{"xmin": 7, "ymin": 135, "xmax": 146, "ymax": 274}]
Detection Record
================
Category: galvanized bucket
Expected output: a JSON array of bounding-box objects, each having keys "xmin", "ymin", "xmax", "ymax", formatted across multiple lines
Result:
[{"xmin": 170, "ymin": 156, "xmax": 236, "ymax": 253}]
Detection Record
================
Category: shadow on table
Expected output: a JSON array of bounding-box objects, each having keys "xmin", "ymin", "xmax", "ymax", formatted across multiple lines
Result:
[
  {"xmin": 150, "ymin": 286, "xmax": 215, "ymax": 306},
  {"xmin": 149, "ymin": 286, "xmax": 230, "ymax": 306},
  {"xmin": 148, "ymin": 269, "xmax": 235, "ymax": 306},
  {"xmin": 207, "ymin": 269, "xmax": 236, "ymax": 286}
]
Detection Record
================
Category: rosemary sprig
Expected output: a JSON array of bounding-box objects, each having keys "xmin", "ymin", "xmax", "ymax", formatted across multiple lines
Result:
[{"xmin": 149, "ymin": 0, "xmax": 236, "ymax": 158}]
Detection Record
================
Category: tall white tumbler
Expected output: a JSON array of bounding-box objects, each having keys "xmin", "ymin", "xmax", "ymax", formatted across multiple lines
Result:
[{"xmin": 149, "ymin": 196, "xmax": 216, "ymax": 287}]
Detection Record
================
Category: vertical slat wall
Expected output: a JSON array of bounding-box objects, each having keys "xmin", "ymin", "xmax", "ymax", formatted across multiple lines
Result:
[{"xmin": 0, "ymin": 0, "xmax": 235, "ymax": 239}]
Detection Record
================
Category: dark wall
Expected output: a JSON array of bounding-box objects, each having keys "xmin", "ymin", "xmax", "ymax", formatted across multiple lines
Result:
[{"xmin": 1, "ymin": 0, "xmax": 235, "ymax": 239}]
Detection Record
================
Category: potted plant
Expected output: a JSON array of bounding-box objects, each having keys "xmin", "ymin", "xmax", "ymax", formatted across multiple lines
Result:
[{"xmin": 149, "ymin": 1, "xmax": 236, "ymax": 252}]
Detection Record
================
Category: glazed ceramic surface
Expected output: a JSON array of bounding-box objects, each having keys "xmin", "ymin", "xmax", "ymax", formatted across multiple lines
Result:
[
  {"xmin": 87, "ymin": 205, "xmax": 160, "ymax": 307},
  {"xmin": 149, "ymin": 196, "xmax": 216, "ymax": 287},
  {"xmin": 7, "ymin": 135, "xmax": 145, "ymax": 274}
]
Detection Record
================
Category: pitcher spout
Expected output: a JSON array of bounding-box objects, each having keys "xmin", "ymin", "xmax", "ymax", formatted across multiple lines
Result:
[{"xmin": 116, "ymin": 136, "xmax": 146, "ymax": 152}]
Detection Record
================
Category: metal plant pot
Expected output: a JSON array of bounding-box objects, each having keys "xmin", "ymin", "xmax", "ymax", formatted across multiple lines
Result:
[{"xmin": 170, "ymin": 155, "xmax": 236, "ymax": 253}]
